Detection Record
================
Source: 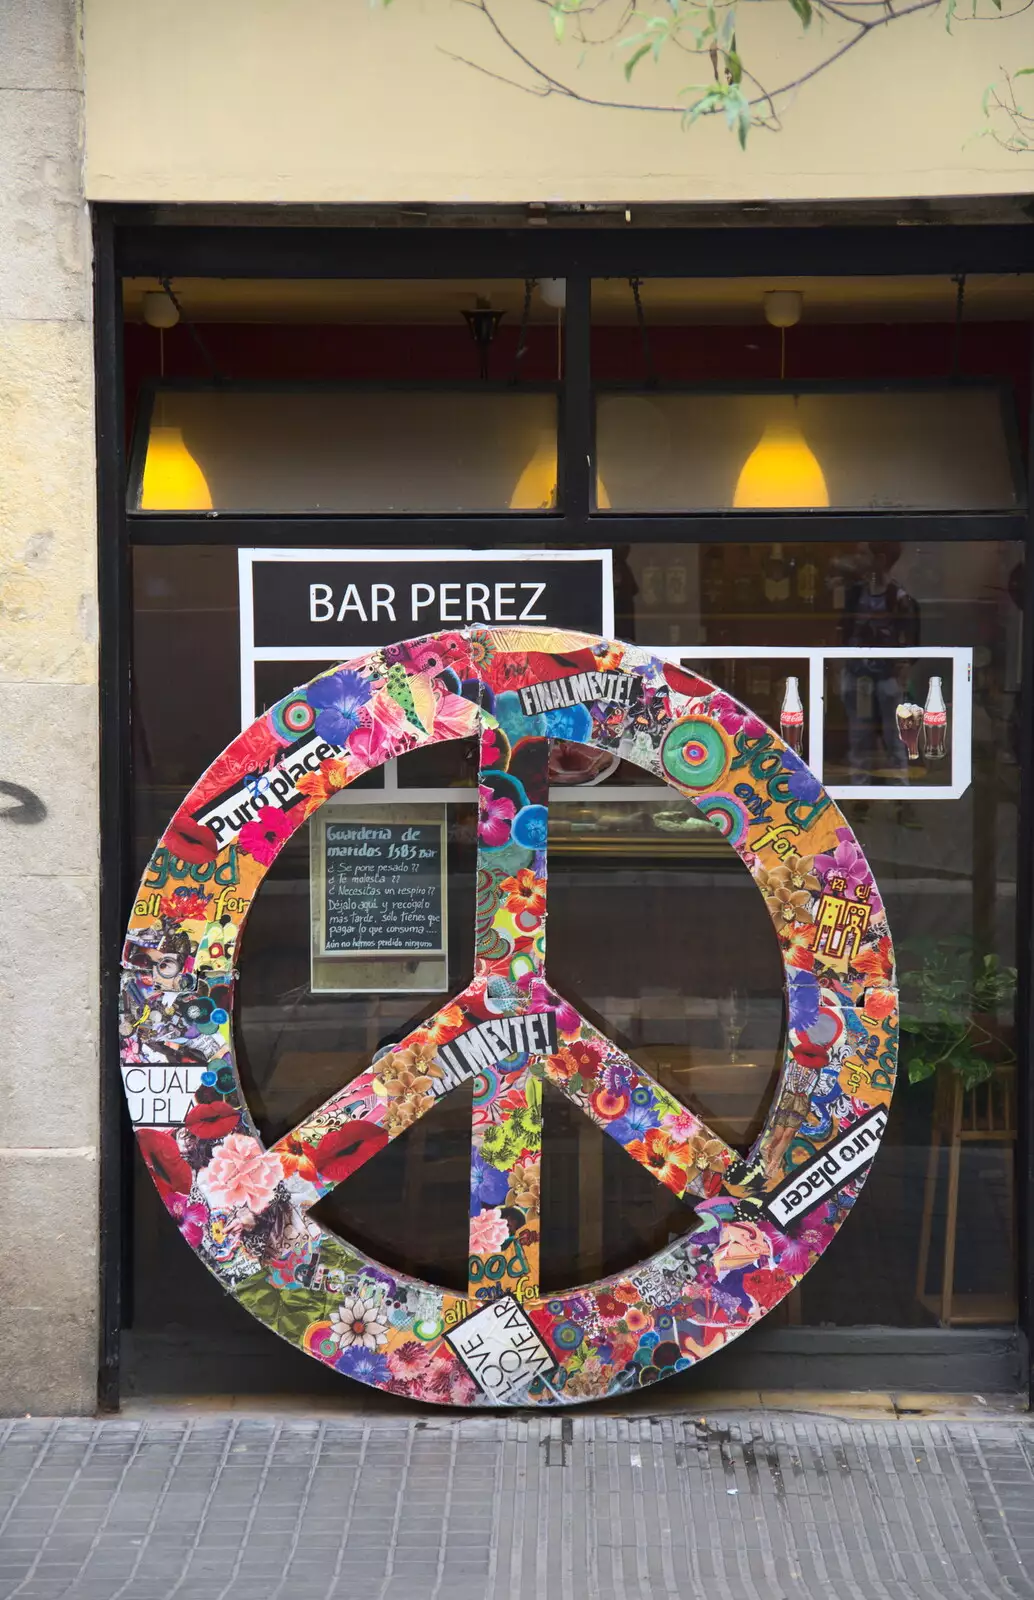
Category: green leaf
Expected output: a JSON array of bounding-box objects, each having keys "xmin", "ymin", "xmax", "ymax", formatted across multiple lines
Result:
[
  {"xmin": 907, "ymin": 1056, "xmax": 937, "ymax": 1085},
  {"xmin": 944, "ymin": 0, "xmax": 957, "ymax": 30},
  {"xmin": 786, "ymin": 0, "xmax": 813, "ymax": 27},
  {"xmin": 955, "ymin": 1052, "xmax": 995, "ymax": 1089},
  {"xmin": 624, "ymin": 43, "xmax": 652, "ymax": 80},
  {"xmin": 683, "ymin": 87, "xmax": 727, "ymax": 125}
]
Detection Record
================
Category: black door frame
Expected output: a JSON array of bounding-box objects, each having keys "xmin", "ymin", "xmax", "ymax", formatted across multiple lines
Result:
[{"xmin": 94, "ymin": 207, "xmax": 1034, "ymax": 1408}]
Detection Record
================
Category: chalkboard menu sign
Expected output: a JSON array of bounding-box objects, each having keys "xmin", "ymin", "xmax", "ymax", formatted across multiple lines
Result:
[{"xmin": 319, "ymin": 817, "xmax": 447, "ymax": 958}]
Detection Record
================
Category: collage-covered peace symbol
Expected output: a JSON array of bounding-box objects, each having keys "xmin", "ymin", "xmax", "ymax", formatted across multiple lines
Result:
[{"xmin": 120, "ymin": 628, "xmax": 897, "ymax": 1407}]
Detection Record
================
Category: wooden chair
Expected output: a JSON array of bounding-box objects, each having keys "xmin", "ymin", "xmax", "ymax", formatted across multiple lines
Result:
[{"xmin": 915, "ymin": 1064, "xmax": 1016, "ymax": 1326}]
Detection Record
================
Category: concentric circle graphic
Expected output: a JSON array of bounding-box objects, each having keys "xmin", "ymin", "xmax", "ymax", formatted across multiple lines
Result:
[
  {"xmin": 660, "ymin": 716, "xmax": 731, "ymax": 790},
  {"xmin": 120, "ymin": 629, "xmax": 897, "ymax": 1407},
  {"xmin": 693, "ymin": 792, "xmax": 751, "ymax": 847},
  {"xmin": 271, "ymin": 695, "xmax": 316, "ymax": 742}
]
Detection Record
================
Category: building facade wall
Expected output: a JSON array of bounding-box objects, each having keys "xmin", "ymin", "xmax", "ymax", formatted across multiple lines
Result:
[
  {"xmin": 0, "ymin": 0, "xmax": 99, "ymax": 1414},
  {"xmin": 82, "ymin": 0, "xmax": 1034, "ymax": 205}
]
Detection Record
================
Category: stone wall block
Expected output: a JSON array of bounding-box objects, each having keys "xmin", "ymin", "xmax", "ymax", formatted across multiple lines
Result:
[
  {"xmin": 0, "ymin": 1, "xmax": 98, "ymax": 1419},
  {"xmin": 0, "ymin": 1152, "xmax": 98, "ymax": 1415},
  {"xmin": 0, "ymin": 0, "xmax": 79, "ymax": 93},
  {"xmin": 0, "ymin": 320, "xmax": 97, "ymax": 684},
  {"xmin": 0, "ymin": 86, "xmax": 88, "ymax": 322},
  {"xmin": 0, "ymin": 874, "xmax": 99, "ymax": 1149},
  {"xmin": 0, "ymin": 682, "xmax": 99, "ymax": 877}
]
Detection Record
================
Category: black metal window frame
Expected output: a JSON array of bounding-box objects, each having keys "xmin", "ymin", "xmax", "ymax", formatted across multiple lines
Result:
[{"xmin": 94, "ymin": 208, "xmax": 1034, "ymax": 1409}]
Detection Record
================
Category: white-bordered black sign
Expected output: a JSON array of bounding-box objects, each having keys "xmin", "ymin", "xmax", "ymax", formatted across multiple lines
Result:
[{"xmin": 238, "ymin": 548, "xmax": 614, "ymax": 726}]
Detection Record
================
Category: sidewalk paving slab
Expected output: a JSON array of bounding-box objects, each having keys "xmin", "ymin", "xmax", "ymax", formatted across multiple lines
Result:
[{"xmin": 0, "ymin": 1410, "xmax": 1032, "ymax": 1598}]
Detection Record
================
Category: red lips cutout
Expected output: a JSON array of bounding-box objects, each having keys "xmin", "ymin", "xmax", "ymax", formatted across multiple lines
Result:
[
  {"xmin": 313, "ymin": 1121, "xmax": 388, "ymax": 1183},
  {"xmin": 163, "ymin": 809, "xmax": 219, "ymax": 866},
  {"xmin": 183, "ymin": 1099, "xmax": 240, "ymax": 1140},
  {"xmin": 663, "ymin": 664, "xmax": 714, "ymax": 700}
]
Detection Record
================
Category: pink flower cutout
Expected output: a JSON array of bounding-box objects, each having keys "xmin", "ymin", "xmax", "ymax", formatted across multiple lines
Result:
[
  {"xmin": 198, "ymin": 1133, "xmax": 284, "ymax": 1212},
  {"xmin": 348, "ymin": 691, "xmax": 410, "ymax": 768},
  {"xmin": 167, "ymin": 1193, "xmax": 208, "ymax": 1250},
  {"xmin": 478, "ymin": 785, "xmax": 516, "ymax": 846},
  {"xmin": 238, "ymin": 805, "xmax": 294, "ymax": 866},
  {"xmin": 514, "ymin": 974, "xmax": 580, "ymax": 1036},
  {"xmin": 708, "ymin": 692, "xmax": 766, "ymax": 740},
  {"xmin": 469, "ymin": 1206, "xmax": 510, "ymax": 1256},
  {"xmin": 432, "ymin": 689, "xmax": 478, "ymax": 741}
]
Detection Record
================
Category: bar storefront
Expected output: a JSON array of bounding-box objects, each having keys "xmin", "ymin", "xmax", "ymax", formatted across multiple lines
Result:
[{"xmin": 104, "ymin": 224, "xmax": 1033, "ymax": 1405}]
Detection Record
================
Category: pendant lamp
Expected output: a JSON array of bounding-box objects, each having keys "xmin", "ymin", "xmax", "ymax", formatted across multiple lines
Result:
[
  {"xmin": 733, "ymin": 292, "xmax": 829, "ymax": 510},
  {"xmin": 139, "ymin": 284, "xmax": 214, "ymax": 511},
  {"xmin": 733, "ymin": 407, "xmax": 829, "ymax": 509},
  {"xmin": 509, "ymin": 431, "xmax": 557, "ymax": 510},
  {"xmin": 140, "ymin": 425, "xmax": 213, "ymax": 511},
  {"xmin": 508, "ymin": 432, "xmax": 610, "ymax": 509}
]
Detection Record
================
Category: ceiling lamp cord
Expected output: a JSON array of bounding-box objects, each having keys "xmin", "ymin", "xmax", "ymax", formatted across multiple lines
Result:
[
  {"xmin": 629, "ymin": 278, "xmax": 658, "ymax": 389},
  {"xmin": 159, "ymin": 277, "xmax": 225, "ymax": 382},
  {"xmin": 951, "ymin": 272, "xmax": 967, "ymax": 379},
  {"xmin": 509, "ymin": 278, "xmax": 535, "ymax": 384}
]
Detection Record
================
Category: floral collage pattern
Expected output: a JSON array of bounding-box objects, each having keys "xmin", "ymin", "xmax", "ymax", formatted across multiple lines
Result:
[{"xmin": 120, "ymin": 627, "xmax": 897, "ymax": 1406}]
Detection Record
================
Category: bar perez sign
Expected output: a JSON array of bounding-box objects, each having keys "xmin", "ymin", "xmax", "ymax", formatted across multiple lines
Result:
[{"xmin": 238, "ymin": 548, "xmax": 613, "ymax": 727}]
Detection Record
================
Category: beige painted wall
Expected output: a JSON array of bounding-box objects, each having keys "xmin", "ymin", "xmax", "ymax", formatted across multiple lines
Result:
[{"xmin": 83, "ymin": 0, "xmax": 1034, "ymax": 204}]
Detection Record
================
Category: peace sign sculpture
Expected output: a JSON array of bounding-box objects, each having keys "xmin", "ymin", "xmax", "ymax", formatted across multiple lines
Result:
[{"xmin": 121, "ymin": 628, "xmax": 897, "ymax": 1407}]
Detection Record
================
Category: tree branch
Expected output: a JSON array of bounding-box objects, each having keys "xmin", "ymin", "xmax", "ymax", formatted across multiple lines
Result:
[{"xmin": 380, "ymin": 0, "xmax": 1030, "ymax": 147}]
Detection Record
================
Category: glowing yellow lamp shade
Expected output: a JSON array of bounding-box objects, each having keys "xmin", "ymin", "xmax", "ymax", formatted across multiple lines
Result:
[
  {"xmin": 733, "ymin": 418, "xmax": 829, "ymax": 510},
  {"xmin": 510, "ymin": 432, "xmax": 610, "ymax": 509},
  {"xmin": 510, "ymin": 433, "xmax": 557, "ymax": 510},
  {"xmin": 140, "ymin": 426, "xmax": 213, "ymax": 511}
]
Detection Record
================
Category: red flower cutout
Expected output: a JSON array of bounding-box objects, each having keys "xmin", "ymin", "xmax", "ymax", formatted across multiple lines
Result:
[
  {"xmin": 743, "ymin": 1266, "xmax": 794, "ymax": 1312},
  {"xmin": 137, "ymin": 1127, "xmax": 192, "ymax": 1202},
  {"xmin": 238, "ymin": 805, "xmax": 294, "ymax": 866}
]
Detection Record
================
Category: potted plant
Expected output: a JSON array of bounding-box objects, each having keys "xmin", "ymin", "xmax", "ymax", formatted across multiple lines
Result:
[{"xmin": 900, "ymin": 935, "xmax": 1017, "ymax": 1089}]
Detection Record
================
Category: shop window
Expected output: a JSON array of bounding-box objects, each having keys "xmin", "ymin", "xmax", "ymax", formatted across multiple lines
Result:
[
  {"xmin": 129, "ymin": 538, "xmax": 1022, "ymax": 1356},
  {"xmin": 594, "ymin": 386, "xmax": 1022, "ymax": 513},
  {"xmin": 130, "ymin": 385, "xmax": 560, "ymax": 514}
]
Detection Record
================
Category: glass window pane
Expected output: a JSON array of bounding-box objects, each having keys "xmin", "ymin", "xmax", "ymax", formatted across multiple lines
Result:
[
  {"xmin": 127, "ymin": 537, "xmax": 1022, "ymax": 1397},
  {"xmin": 596, "ymin": 387, "xmax": 1021, "ymax": 512},
  {"xmin": 619, "ymin": 537, "xmax": 1020, "ymax": 1329},
  {"xmin": 131, "ymin": 386, "xmax": 558, "ymax": 513}
]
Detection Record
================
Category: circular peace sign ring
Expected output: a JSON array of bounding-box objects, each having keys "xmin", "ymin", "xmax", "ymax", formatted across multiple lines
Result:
[{"xmin": 120, "ymin": 627, "xmax": 897, "ymax": 1407}]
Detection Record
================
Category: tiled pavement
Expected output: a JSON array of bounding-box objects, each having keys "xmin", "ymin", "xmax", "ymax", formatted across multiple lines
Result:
[{"xmin": 1, "ymin": 1412, "xmax": 1034, "ymax": 1599}]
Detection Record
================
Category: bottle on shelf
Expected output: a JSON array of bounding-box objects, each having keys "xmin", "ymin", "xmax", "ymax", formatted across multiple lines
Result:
[
  {"xmin": 666, "ymin": 553, "xmax": 688, "ymax": 607},
  {"xmin": 762, "ymin": 543, "xmax": 791, "ymax": 606},
  {"xmin": 703, "ymin": 548, "xmax": 724, "ymax": 609},
  {"xmin": 797, "ymin": 555, "xmax": 819, "ymax": 608},
  {"xmin": 780, "ymin": 676, "xmax": 805, "ymax": 754},
  {"xmin": 640, "ymin": 561, "xmax": 662, "ymax": 609},
  {"xmin": 732, "ymin": 550, "xmax": 754, "ymax": 610},
  {"xmin": 922, "ymin": 675, "xmax": 948, "ymax": 761}
]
